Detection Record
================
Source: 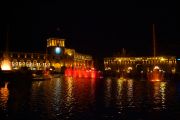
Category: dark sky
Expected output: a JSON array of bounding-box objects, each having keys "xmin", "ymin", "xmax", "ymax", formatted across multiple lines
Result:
[{"xmin": 0, "ymin": 1, "xmax": 179, "ymax": 59}]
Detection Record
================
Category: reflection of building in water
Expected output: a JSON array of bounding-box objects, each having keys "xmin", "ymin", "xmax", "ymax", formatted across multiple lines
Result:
[
  {"xmin": 65, "ymin": 77, "xmax": 73, "ymax": 107},
  {"xmin": 117, "ymin": 78, "xmax": 124, "ymax": 98},
  {"xmin": 116, "ymin": 77, "xmax": 126, "ymax": 109},
  {"xmin": 116, "ymin": 79, "xmax": 134, "ymax": 107},
  {"xmin": 0, "ymin": 82, "xmax": 9, "ymax": 109},
  {"xmin": 104, "ymin": 78, "xmax": 112, "ymax": 107},
  {"xmin": 160, "ymin": 82, "xmax": 166, "ymax": 109},
  {"xmin": 152, "ymin": 82, "xmax": 167, "ymax": 110},
  {"xmin": 90, "ymin": 78, "xmax": 95, "ymax": 100},
  {"xmin": 127, "ymin": 79, "xmax": 134, "ymax": 107},
  {"xmin": 104, "ymin": 56, "xmax": 176, "ymax": 75},
  {"xmin": 153, "ymin": 82, "xmax": 161, "ymax": 105},
  {"xmin": 0, "ymin": 38, "xmax": 93, "ymax": 72}
]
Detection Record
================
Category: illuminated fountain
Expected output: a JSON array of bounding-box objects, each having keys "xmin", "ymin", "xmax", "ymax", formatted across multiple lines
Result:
[
  {"xmin": 147, "ymin": 66, "xmax": 164, "ymax": 82},
  {"xmin": 0, "ymin": 54, "xmax": 13, "ymax": 79},
  {"xmin": 1, "ymin": 28, "xmax": 12, "ymax": 71},
  {"xmin": 65, "ymin": 67, "xmax": 103, "ymax": 79},
  {"xmin": 147, "ymin": 24, "xmax": 164, "ymax": 82},
  {"xmin": 1, "ymin": 57, "xmax": 12, "ymax": 71}
]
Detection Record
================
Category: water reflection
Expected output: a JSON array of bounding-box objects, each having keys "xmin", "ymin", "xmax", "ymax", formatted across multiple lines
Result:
[
  {"xmin": 152, "ymin": 81, "xmax": 167, "ymax": 110},
  {"xmin": 31, "ymin": 78, "xmax": 64, "ymax": 119},
  {"xmin": 160, "ymin": 82, "xmax": 166, "ymax": 109},
  {"xmin": 116, "ymin": 78, "xmax": 125, "ymax": 102},
  {"xmin": 104, "ymin": 78, "xmax": 112, "ymax": 107},
  {"xmin": 64, "ymin": 77, "xmax": 74, "ymax": 110},
  {"xmin": 31, "ymin": 76, "xmax": 98, "ymax": 119},
  {"xmin": 116, "ymin": 77, "xmax": 126, "ymax": 112},
  {"xmin": 72, "ymin": 77, "xmax": 96, "ymax": 109},
  {"xmin": 127, "ymin": 79, "xmax": 134, "ymax": 108},
  {"xmin": 1, "ymin": 75, "xmax": 180, "ymax": 119},
  {"xmin": 0, "ymin": 82, "xmax": 9, "ymax": 109}
]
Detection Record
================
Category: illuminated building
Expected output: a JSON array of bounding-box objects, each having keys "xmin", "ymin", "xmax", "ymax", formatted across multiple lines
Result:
[
  {"xmin": 104, "ymin": 56, "xmax": 177, "ymax": 75},
  {"xmin": 0, "ymin": 37, "xmax": 94, "ymax": 72},
  {"xmin": 103, "ymin": 24, "xmax": 178, "ymax": 76}
]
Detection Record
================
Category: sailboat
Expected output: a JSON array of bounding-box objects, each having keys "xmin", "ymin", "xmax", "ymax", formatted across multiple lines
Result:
[{"xmin": 147, "ymin": 24, "xmax": 164, "ymax": 82}]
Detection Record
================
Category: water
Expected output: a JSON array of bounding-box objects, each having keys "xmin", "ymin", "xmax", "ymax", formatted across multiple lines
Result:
[{"xmin": 1, "ymin": 76, "xmax": 180, "ymax": 120}]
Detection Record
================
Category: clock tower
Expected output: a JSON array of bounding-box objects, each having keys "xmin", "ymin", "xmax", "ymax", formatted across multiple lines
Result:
[{"xmin": 46, "ymin": 37, "xmax": 65, "ymax": 59}]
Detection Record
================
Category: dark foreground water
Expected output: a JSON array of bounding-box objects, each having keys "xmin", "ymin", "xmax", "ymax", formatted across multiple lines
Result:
[{"xmin": 1, "ymin": 76, "xmax": 180, "ymax": 120}]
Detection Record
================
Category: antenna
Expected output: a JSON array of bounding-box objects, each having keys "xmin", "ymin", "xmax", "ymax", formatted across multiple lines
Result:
[{"xmin": 153, "ymin": 24, "xmax": 156, "ymax": 57}]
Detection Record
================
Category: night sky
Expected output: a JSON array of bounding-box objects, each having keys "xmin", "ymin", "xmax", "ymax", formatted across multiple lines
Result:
[{"xmin": 0, "ymin": 1, "xmax": 179, "ymax": 60}]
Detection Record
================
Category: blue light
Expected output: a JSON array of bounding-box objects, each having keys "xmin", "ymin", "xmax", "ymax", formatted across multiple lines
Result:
[
  {"xmin": 55, "ymin": 47, "xmax": 61, "ymax": 54},
  {"xmin": 177, "ymin": 58, "xmax": 180, "ymax": 61}
]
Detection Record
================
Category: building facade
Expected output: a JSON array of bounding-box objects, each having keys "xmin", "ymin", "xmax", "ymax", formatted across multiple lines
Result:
[
  {"xmin": 104, "ymin": 56, "xmax": 177, "ymax": 75},
  {"xmin": 0, "ymin": 38, "xmax": 94, "ymax": 72}
]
